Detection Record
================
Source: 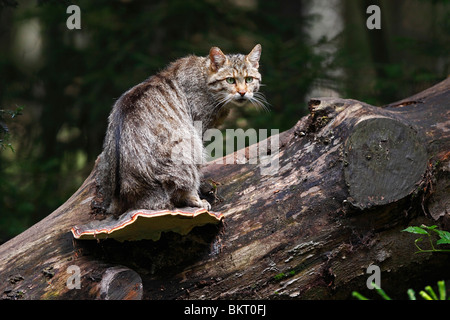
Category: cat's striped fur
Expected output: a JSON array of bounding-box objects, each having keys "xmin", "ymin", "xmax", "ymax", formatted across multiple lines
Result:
[{"xmin": 97, "ymin": 45, "xmax": 263, "ymax": 216}]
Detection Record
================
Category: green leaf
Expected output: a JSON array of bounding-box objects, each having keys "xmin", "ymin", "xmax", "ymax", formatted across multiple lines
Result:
[
  {"xmin": 11, "ymin": 106, "xmax": 23, "ymax": 119},
  {"xmin": 436, "ymin": 238, "xmax": 450, "ymax": 245},
  {"xmin": 371, "ymin": 282, "xmax": 392, "ymax": 300},
  {"xmin": 419, "ymin": 291, "xmax": 433, "ymax": 300},
  {"xmin": 437, "ymin": 281, "xmax": 446, "ymax": 300},
  {"xmin": 402, "ymin": 226, "xmax": 428, "ymax": 235},
  {"xmin": 352, "ymin": 291, "xmax": 369, "ymax": 300},
  {"xmin": 425, "ymin": 286, "xmax": 438, "ymax": 300},
  {"xmin": 421, "ymin": 225, "xmax": 438, "ymax": 230},
  {"xmin": 433, "ymin": 229, "xmax": 450, "ymax": 243},
  {"xmin": 407, "ymin": 289, "xmax": 416, "ymax": 300}
]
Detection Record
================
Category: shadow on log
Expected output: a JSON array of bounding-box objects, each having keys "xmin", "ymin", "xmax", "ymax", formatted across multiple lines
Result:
[{"xmin": 0, "ymin": 78, "xmax": 449, "ymax": 300}]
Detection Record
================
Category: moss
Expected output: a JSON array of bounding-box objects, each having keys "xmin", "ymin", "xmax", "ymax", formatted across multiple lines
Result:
[
  {"xmin": 273, "ymin": 270, "xmax": 297, "ymax": 282},
  {"xmin": 273, "ymin": 272, "xmax": 286, "ymax": 281}
]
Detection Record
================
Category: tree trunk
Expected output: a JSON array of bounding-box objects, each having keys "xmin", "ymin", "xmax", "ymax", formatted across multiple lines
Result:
[{"xmin": 1, "ymin": 78, "xmax": 449, "ymax": 300}]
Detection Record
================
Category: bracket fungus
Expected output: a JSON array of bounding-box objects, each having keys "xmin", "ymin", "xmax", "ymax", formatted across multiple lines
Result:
[{"xmin": 71, "ymin": 207, "xmax": 223, "ymax": 242}]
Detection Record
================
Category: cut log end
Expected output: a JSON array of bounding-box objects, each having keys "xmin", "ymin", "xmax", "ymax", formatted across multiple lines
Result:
[
  {"xmin": 344, "ymin": 117, "xmax": 428, "ymax": 209},
  {"xmin": 99, "ymin": 266, "xmax": 143, "ymax": 300}
]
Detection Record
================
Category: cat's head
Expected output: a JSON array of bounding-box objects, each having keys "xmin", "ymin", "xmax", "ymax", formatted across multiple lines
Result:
[{"xmin": 207, "ymin": 44, "xmax": 266, "ymax": 109}]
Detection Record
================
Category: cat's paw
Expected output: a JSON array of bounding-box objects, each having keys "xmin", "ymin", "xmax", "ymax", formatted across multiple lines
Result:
[
  {"xmin": 200, "ymin": 199, "xmax": 212, "ymax": 211},
  {"xmin": 186, "ymin": 195, "xmax": 211, "ymax": 211}
]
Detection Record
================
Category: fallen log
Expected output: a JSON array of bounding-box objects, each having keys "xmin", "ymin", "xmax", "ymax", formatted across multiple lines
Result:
[{"xmin": 0, "ymin": 78, "xmax": 449, "ymax": 300}]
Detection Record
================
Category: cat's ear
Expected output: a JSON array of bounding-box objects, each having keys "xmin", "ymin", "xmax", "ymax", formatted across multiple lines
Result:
[
  {"xmin": 246, "ymin": 44, "xmax": 261, "ymax": 68},
  {"xmin": 209, "ymin": 47, "xmax": 227, "ymax": 72}
]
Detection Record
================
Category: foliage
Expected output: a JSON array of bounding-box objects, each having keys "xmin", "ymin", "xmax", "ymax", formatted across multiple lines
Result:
[
  {"xmin": 337, "ymin": 0, "xmax": 449, "ymax": 105},
  {"xmin": 352, "ymin": 280, "xmax": 448, "ymax": 300},
  {"xmin": 402, "ymin": 225, "xmax": 450, "ymax": 253},
  {"xmin": 352, "ymin": 282, "xmax": 391, "ymax": 300},
  {"xmin": 0, "ymin": 106, "xmax": 22, "ymax": 152},
  {"xmin": 352, "ymin": 224, "xmax": 450, "ymax": 300}
]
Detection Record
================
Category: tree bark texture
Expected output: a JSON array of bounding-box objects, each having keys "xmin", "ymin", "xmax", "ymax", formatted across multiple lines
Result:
[{"xmin": 0, "ymin": 78, "xmax": 449, "ymax": 300}]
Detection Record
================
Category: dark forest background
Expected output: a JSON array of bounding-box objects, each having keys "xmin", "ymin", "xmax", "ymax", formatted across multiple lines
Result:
[{"xmin": 0, "ymin": 0, "xmax": 449, "ymax": 242}]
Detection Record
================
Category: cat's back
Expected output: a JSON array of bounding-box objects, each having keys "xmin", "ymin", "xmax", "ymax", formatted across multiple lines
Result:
[
  {"xmin": 114, "ymin": 55, "xmax": 206, "ymax": 124},
  {"xmin": 103, "ymin": 55, "xmax": 207, "ymax": 167}
]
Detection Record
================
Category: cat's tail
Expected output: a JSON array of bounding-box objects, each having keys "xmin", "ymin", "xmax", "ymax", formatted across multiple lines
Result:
[{"xmin": 95, "ymin": 103, "xmax": 124, "ymax": 216}]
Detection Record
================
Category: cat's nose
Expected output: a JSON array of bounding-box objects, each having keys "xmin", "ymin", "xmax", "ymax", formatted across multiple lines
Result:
[{"xmin": 238, "ymin": 90, "xmax": 246, "ymax": 97}]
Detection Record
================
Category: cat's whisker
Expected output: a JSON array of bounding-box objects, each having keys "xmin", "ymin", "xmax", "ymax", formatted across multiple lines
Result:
[
  {"xmin": 205, "ymin": 94, "xmax": 232, "ymax": 127},
  {"xmin": 213, "ymin": 95, "xmax": 232, "ymax": 109},
  {"xmin": 249, "ymin": 92, "xmax": 270, "ymax": 113}
]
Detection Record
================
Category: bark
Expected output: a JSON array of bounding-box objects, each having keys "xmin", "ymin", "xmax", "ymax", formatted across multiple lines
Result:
[{"xmin": 0, "ymin": 78, "xmax": 449, "ymax": 300}]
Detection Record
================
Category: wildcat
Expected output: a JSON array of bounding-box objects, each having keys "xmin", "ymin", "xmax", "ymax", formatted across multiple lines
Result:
[{"xmin": 96, "ymin": 44, "xmax": 264, "ymax": 217}]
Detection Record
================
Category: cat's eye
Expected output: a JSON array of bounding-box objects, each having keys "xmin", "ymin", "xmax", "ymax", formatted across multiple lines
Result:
[
  {"xmin": 245, "ymin": 77, "xmax": 253, "ymax": 83},
  {"xmin": 226, "ymin": 77, "xmax": 235, "ymax": 84}
]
